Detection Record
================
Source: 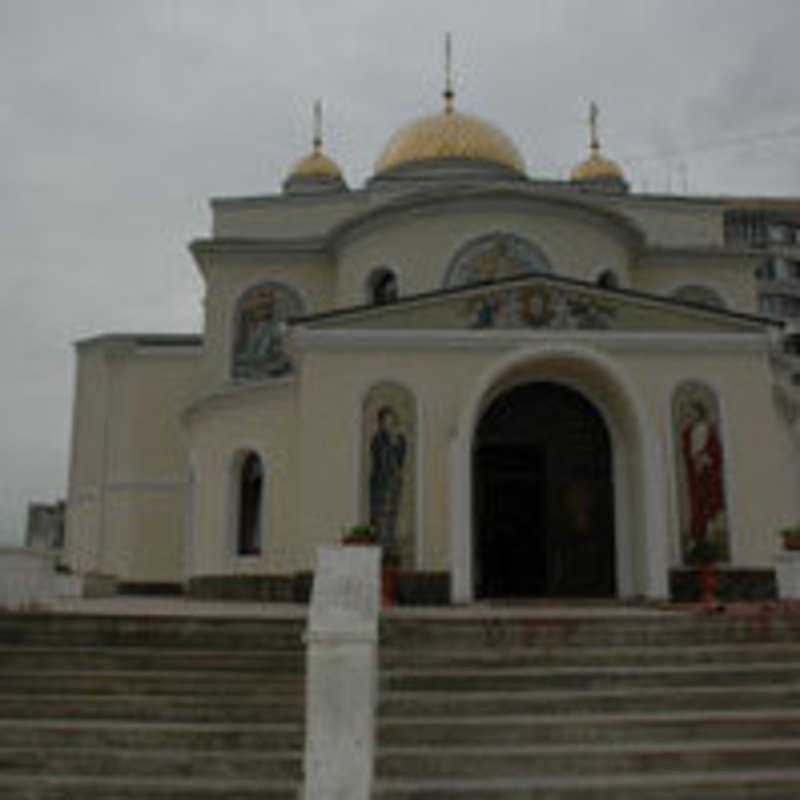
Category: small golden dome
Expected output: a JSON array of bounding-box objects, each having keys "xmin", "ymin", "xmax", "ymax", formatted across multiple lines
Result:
[
  {"xmin": 375, "ymin": 110, "xmax": 526, "ymax": 175},
  {"xmin": 570, "ymin": 152, "xmax": 625, "ymax": 183},
  {"xmin": 283, "ymin": 100, "xmax": 346, "ymax": 194},
  {"xmin": 570, "ymin": 101, "xmax": 628, "ymax": 191},
  {"xmin": 287, "ymin": 150, "xmax": 343, "ymax": 181}
]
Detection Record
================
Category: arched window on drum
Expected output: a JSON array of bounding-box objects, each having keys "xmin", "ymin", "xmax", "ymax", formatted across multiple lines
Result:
[
  {"xmin": 596, "ymin": 269, "xmax": 620, "ymax": 289},
  {"xmin": 366, "ymin": 267, "xmax": 399, "ymax": 305}
]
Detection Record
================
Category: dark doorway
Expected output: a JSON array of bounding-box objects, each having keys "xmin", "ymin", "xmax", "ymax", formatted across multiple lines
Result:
[{"xmin": 473, "ymin": 382, "xmax": 615, "ymax": 598}]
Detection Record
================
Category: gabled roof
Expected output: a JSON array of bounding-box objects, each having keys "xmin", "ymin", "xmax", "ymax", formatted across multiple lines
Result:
[{"xmin": 295, "ymin": 272, "xmax": 776, "ymax": 335}]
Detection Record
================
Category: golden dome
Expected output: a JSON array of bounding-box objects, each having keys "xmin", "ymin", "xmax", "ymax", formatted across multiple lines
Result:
[
  {"xmin": 570, "ymin": 101, "xmax": 627, "ymax": 191},
  {"xmin": 570, "ymin": 152, "xmax": 625, "ymax": 183},
  {"xmin": 374, "ymin": 109, "xmax": 526, "ymax": 175},
  {"xmin": 287, "ymin": 150, "xmax": 342, "ymax": 181},
  {"xmin": 283, "ymin": 100, "xmax": 346, "ymax": 194}
]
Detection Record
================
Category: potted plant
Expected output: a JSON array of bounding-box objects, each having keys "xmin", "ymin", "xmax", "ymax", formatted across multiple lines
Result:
[
  {"xmin": 381, "ymin": 548, "xmax": 401, "ymax": 608},
  {"xmin": 341, "ymin": 523, "xmax": 377, "ymax": 546},
  {"xmin": 687, "ymin": 538, "xmax": 721, "ymax": 609},
  {"xmin": 780, "ymin": 526, "xmax": 800, "ymax": 551},
  {"xmin": 776, "ymin": 526, "xmax": 800, "ymax": 600}
]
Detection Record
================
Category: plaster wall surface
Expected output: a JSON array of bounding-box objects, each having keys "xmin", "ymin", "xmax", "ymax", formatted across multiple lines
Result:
[
  {"xmin": 611, "ymin": 197, "xmax": 725, "ymax": 248},
  {"xmin": 66, "ymin": 344, "xmax": 110, "ymax": 573},
  {"xmin": 186, "ymin": 381, "xmax": 300, "ymax": 576},
  {"xmin": 66, "ymin": 342, "xmax": 200, "ymax": 581},
  {"xmin": 195, "ymin": 249, "xmax": 334, "ymax": 388},
  {"xmin": 334, "ymin": 201, "xmax": 635, "ymax": 306},
  {"xmin": 285, "ymin": 336, "xmax": 795, "ymax": 584},
  {"xmin": 212, "ymin": 193, "xmax": 369, "ymax": 239},
  {"xmin": 634, "ymin": 252, "xmax": 761, "ymax": 313}
]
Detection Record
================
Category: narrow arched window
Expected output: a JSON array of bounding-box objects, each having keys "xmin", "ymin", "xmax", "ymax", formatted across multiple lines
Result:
[
  {"xmin": 367, "ymin": 267, "xmax": 398, "ymax": 305},
  {"xmin": 238, "ymin": 452, "xmax": 263, "ymax": 555}
]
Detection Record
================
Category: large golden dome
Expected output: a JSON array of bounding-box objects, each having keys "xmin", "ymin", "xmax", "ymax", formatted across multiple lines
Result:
[{"xmin": 374, "ymin": 109, "xmax": 526, "ymax": 175}]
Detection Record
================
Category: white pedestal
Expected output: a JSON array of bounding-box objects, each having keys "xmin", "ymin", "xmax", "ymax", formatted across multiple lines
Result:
[
  {"xmin": 775, "ymin": 551, "xmax": 800, "ymax": 600},
  {"xmin": 303, "ymin": 546, "xmax": 380, "ymax": 800},
  {"xmin": 0, "ymin": 547, "xmax": 85, "ymax": 609},
  {"xmin": 0, "ymin": 547, "xmax": 57, "ymax": 609}
]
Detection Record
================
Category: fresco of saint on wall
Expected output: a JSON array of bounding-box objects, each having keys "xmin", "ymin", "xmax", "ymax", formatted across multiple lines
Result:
[
  {"xmin": 361, "ymin": 383, "xmax": 416, "ymax": 567},
  {"xmin": 673, "ymin": 382, "xmax": 730, "ymax": 563},
  {"xmin": 446, "ymin": 233, "xmax": 551, "ymax": 288},
  {"xmin": 232, "ymin": 283, "xmax": 304, "ymax": 380}
]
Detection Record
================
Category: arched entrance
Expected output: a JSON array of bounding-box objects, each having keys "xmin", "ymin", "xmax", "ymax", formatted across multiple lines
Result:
[{"xmin": 473, "ymin": 382, "xmax": 615, "ymax": 598}]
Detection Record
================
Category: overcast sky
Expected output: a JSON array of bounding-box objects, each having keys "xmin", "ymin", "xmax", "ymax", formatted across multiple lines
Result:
[{"xmin": 3, "ymin": 0, "xmax": 800, "ymax": 545}]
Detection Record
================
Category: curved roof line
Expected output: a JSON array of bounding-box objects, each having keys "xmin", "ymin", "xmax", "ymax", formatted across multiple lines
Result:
[{"xmin": 327, "ymin": 184, "xmax": 647, "ymax": 252}]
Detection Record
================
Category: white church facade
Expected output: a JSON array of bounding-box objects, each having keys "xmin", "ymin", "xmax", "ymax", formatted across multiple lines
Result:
[{"xmin": 63, "ymin": 89, "xmax": 800, "ymax": 604}]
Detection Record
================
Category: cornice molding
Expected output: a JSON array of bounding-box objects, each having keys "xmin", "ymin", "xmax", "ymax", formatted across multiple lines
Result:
[{"xmin": 295, "ymin": 328, "xmax": 769, "ymax": 354}]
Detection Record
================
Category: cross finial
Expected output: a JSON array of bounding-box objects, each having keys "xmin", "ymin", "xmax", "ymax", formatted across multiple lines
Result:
[
  {"xmin": 443, "ymin": 32, "xmax": 454, "ymax": 113},
  {"xmin": 589, "ymin": 101, "xmax": 600, "ymax": 154},
  {"xmin": 313, "ymin": 99, "xmax": 323, "ymax": 154}
]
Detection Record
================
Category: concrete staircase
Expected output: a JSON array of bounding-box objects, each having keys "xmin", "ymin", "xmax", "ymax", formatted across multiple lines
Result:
[
  {"xmin": 0, "ymin": 613, "xmax": 306, "ymax": 799},
  {"xmin": 375, "ymin": 608, "xmax": 800, "ymax": 799}
]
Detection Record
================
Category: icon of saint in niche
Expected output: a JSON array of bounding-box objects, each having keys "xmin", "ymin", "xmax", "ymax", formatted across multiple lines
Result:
[
  {"xmin": 680, "ymin": 399, "xmax": 727, "ymax": 556},
  {"xmin": 369, "ymin": 406, "xmax": 406, "ymax": 553},
  {"xmin": 234, "ymin": 288, "xmax": 291, "ymax": 379}
]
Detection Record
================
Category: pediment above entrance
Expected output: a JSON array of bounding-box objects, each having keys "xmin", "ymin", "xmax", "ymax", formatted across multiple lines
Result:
[{"xmin": 301, "ymin": 274, "xmax": 770, "ymax": 335}]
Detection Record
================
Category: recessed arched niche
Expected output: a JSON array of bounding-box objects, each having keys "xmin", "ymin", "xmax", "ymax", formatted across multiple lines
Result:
[
  {"xmin": 444, "ymin": 233, "xmax": 552, "ymax": 288},
  {"xmin": 361, "ymin": 382, "xmax": 416, "ymax": 568},
  {"xmin": 231, "ymin": 282, "xmax": 304, "ymax": 380},
  {"xmin": 672, "ymin": 382, "xmax": 730, "ymax": 565}
]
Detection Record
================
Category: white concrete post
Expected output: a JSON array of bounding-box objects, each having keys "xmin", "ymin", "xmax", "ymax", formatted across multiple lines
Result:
[
  {"xmin": 302, "ymin": 545, "xmax": 380, "ymax": 800},
  {"xmin": 776, "ymin": 551, "xmax": 800, "ymax": 599},
  {"xmin": 0, "ymin": 547, "xmax": 59, "ymax": 609}
]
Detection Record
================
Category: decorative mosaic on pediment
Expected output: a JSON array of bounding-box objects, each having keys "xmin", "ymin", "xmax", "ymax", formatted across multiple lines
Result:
[
  {"xmin": 446, "ymin": 233, "xmax": 551, "ymax": 287},
  {"xmin": 309, "ymin": 275, "xmax": 764, "ymax": 334},
  {"xmin": 232, "ymin": 283, "xmax": 304, "ymax": 380},
  {"xmin": 464, "ymin": 285, "xmax": 615, "ymax": 330}
]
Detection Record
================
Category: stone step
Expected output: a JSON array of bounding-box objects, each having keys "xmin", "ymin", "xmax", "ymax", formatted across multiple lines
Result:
[
  {"xmin": 0, "ymin": 747, "xmax": 302, "ymax": 780},
  {"xmin": 379, "ymin": 613, "xmax": 800, "ymax": 648},
  {"xmin": 0, "ymin": 646, "xmax": 304, "ymax": 673},
  {"xmin": 381, "ymin": 662, "xmax": 800, "ymax": 692},
  {"xmin": 0, "ymin": 720, "xmax": 304, "ymax": 751},
  {"xmin": 379, "ymin": 684, "xmax": 800, "ymax": 716},
  {"xmin": 0, "ymin": 670, "xmax": 304, "ymax": 695},
  {"xmin": 0, "ymin": 614, "xmax": 306, "ymax": 649},
  {"xmin": 0, "ymin": 693, "xmax": 303, "ymax": 723},
  {"xmin": 0, "ymin": 774, "xmax": 297, "ymax": 799},
  {"xmin": 378, "ymin": 709, "xmax": 800, "ymax": 746},
  {"xmin": 372, "ymin": 768, "xmax": 800, "ymax": 799},
  {"xmin": 374, "ymin": 739, "xmax": 800, "ymax": 779},
  {"xmin": 380, "ymin": 642, "xmax": 800, "ymax": 669}
]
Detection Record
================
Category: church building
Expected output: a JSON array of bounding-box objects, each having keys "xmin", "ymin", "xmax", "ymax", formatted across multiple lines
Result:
[{"xmin": 63, "ymin": 68, "xmax": 800, "ymax": 603}]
